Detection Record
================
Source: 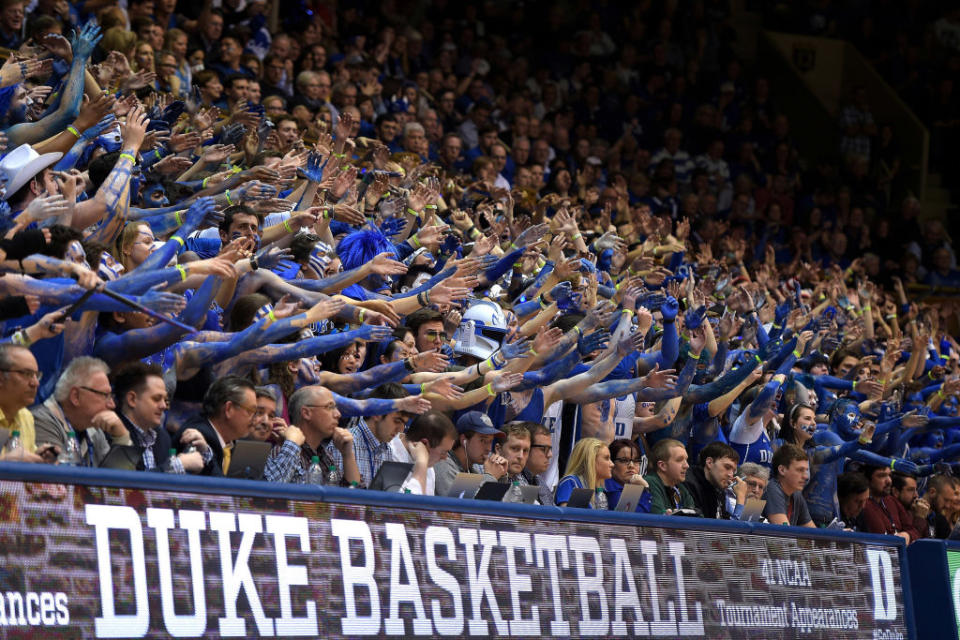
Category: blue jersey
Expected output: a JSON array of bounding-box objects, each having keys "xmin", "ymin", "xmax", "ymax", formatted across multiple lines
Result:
[{"xmin": 731, "ymin": 429, "xmax": 774, "ymax": 467}]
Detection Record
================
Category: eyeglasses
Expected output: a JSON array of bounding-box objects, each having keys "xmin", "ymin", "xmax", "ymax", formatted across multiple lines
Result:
[
  {"xmin": 530, "ymin": 444, "xmax": 553, "ymax": 454},
  {"xmin": 0, "ymin": 368, "xmax": 42, "ymax": 381},
  {"xmin": 79, "ymin": 386, "xmax": 112, "ymax": 400},
  {"xmin": 614, "ymin": 457, "xmax": 642, "ymax": 465},
  {"xmin": 305, "ymin": 403, "xmax": 338, "ymax": 411},
  {"xmin": 230, "ymin": 401, "xmax": 258, "ymax": 415},
  {"xmin": 425, "ymin": 330, "xmax": 448, "ymax": 341}
]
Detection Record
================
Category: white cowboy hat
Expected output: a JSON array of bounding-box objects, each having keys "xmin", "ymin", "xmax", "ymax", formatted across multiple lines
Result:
[{"xmin": 0, "ymin": 144, "xmax": 62, "ymax": 201}]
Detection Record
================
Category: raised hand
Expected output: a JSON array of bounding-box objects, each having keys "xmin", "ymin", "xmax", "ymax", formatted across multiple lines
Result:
[
  {"xmin": 396, "ymin": 395, "xmax": 432, "ymax": 414},
  {"xmin": 298, "ymin": 151, "xmax": 327, "ymax": 182},
  {"xmin": 356, "ymin": 324, "xmax": 393, "ymax": 342},
  {"xmin": 643, "ymin": 364, "xmax": 678, "ymax": 390},
  {"xmin": 22, "ymin": 194, "xmax": 69, "ymax": 223},
  {"xmin": 513, "ymin": 223, "xmax": 550, "ymax": 249},
  {"xmin": 500, "ymin": 338, "xmax": 531, "ymax": 360},
  {"xmin": 369, "ymin": 252, "xmax": 407, "ymax": 276},
  {"xmin": 578, "ymin": 329, "xmax": 609, "ymax": 356},
  {"xmin": 491, "ymin": 372, "xmax": 524, "ymax": 393},
  {"xmin": 412, "ymin": 349, "xmax": 449, "ymax": 372},
  {"xmin": 547, "ymin": 281, "xmax": 573, "ymax": 304},
  {"xmin": 684, "ymin": 305, "xmax": 707, "ymax": 329},
  {"xmin": 616, "ymin": 330, "xmax": 645, "ymax": 356},
  {"xmin": 900, "ymin": 411, "xmax": 929, "ymax": 429},
  {"xmin": 424, "ymin": 377, "xmax": 463, "ymax": 400},
  {"xmin": 254, "ymin": 246, "xmax": 294, "ymax": 270},
  {"xmin": 595, "ymin": 230, "xmax": 625, "ymax": 252},
  {"xmin": 70, "ymin": 20, "xmax": 102, "ymax": 60},
  {"xmin": 141, "ymin": 289, "xmax": 187, "ymax": 315},
  {"xmin": 304, "ymin": 298, "xmax": 346, "ymax": 324},
  {"xmin": 660, "ymin": 296, "xmax": 679, "ymax": 322}
]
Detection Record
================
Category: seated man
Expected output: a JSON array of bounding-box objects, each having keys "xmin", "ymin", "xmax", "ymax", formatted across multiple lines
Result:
[
  {"xmin": 433, "ymin": 410, "xmax": 505, "ymax": 497},
  {"xmin": 924, "ymin": 474, "xmax": 959, "ymax": 538},
  {"xmin": 481, "ymin": 422, "xmax": 533, "ymax": 502},
  {"xmin": 726, "ymin": 461, "xmax": 770, "ymax": 520},
  {"xmin": 521, "ymin": 422, "xmax": 554, "ymax": 505},
  {"xmin": 891, "ymin": 471, "xmax": 930, "ymax": 540},
  {"xmin": 644, "ymin": 438, "xmax": 696, "ymax": 514},
  {"xmin": 0, "ymin": 344, "xmax": 50, "ymax": 463},
  {"xmin": 861, "ymin": 465, "xmax": 924, "ymax": 543},
  {"xmin": 175, "ymin": 376, "xmax": 258, "ymax": 476},
  {"xmin": 249, "ymin": 386, "xmax": 286, "ymax": 442},
  {"xmin": 264, "ymin": 384, "xmax": 361, "ymax": 486},
  {"xmin": 112, "ymin": 362, "xmax": 203, "ymax": 473},
  {"xmin": 837, "ymin": 471, "xmax": 870, "ymax": 532},
  {"xmin": 682, "ymin": 441, "xmax": 741, "ymax": 519},
  {"xmin": 389, "ymin": 410, "xmax": 457, "ymax": 495},
  {"xmin": 762, "ymin": 443, "xmax": 815, "ymax": 527},
  {"xmin": 33, "ymin": 357, "xmax": 130, "ymax": 467}
]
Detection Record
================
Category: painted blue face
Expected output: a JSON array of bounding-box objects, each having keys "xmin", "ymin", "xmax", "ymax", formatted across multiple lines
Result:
[
  {"xmin": 830, "ymin": 399, "xmax": 862, "ymax": 439},
  {"xmin": 97, "ymin": 123, "xmax": 123, "ymax": 153},
  {"xmin": 904, "ymin": 392, "xmax": 924, "ymax": 413},
  {"xmin": 143, "ymin": 183, "xmax": 169, "ymax": 207}
]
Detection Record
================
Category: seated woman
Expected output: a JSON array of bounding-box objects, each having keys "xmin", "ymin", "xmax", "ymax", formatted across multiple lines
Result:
[
  {"xmin": 554, "ymin": 437, "xmax": 614, "ymax": 509},
  {"xmin": 603, "ymin": 438, "xmax": 652, "ymax": 512}
]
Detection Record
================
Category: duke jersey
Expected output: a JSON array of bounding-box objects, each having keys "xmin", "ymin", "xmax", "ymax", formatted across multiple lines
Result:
[
  {"xmin": 730, "ymin": 428, "xmax": 774, "ymax": 467},
  {"xmin": 540, "ymin": 399, "xmax": 564, "ymax": 491},
  {"xmin": 613, "ymin": 392, "xmax": 636, "ymax": 440}
]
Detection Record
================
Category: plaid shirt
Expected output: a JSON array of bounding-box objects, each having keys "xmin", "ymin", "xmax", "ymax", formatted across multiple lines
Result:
[
  {"xmin": 327, "ymin": 418, "xmax": 394, "ymax": 488},
  {"xmin": 264, "ymin": 438, "xmax": 348, "ymax": 486},
  {"xmin": 128, "ymin": 422, "xmax": 184, "ymax": 474}
]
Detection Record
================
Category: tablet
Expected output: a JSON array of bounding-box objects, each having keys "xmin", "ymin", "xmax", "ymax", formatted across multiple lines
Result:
[
  {"xmin": 614, "ymin": 483, "xmax": 647, "ymax": 512},
  {"xmin": 565, "ymin": 488, "xmax": 595, "ymax": 509},
  {"xmin": 741, "ymin": 498, "xmax": 767, "ymax": 522},
  {"xmin": 445, "ymin": 472, "xmax": 485, "ymax": 499},
  {"xmin": 99, "ymin": 445, "xmax": 141, "ymax": 471},
  {"xmin": 226, "ymin": 440, "xmax": 272, "ymax": 480},
  {"xmin": 369, "ymin": 461, "xmax": 414, "ymax": 492},
  {"xmin": 474, "ymin": 481, "xmax": 510, "ymax": 501}
]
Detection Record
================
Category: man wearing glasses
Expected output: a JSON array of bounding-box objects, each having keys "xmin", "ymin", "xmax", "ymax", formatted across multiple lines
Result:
[
  {"xmin": 264, "ymin": 385, "xmax": 363, "ymax": 486},
  {"xmin": 32, "ymin": 357, "xmax": 131, "ymax": 467},
  {"xmin": 0, "ymin": 344, "xmax": 50, "ymax": 462},
  {"xmin": 522, "ymin": 422, "xmax": 555, "ymax": 505},
  {"xmin": 175, "ymin": 376, "xmax": 258, "ymax": 476},
  {"xmin": 406, "ymin": 308, "xmax": 448, "ymax": 354}
]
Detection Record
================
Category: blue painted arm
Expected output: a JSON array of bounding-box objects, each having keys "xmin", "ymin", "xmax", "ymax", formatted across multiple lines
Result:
[
  {"xmin": 332, "ymin": 392, "xmax": 407, "ymax": 417},
  {"xmin": 52, "ymin": 138, "xmax": 92, "ymax": 171},
  {"xmin": 516, "ymin": 348, "xmax": 582, "ymax": 391},
  {"xmin": 328, "ymin": 360, "xmax": 409, "ymax": 394},
  {"xmin": 684, "ymin": 359, "xmax": 757, "ymax": 404},
  {"xmin": 478, "ymin": 248, "xmax": 523, "ymax": 287},
  {"xmin": 746, "ymin": 379, "xmax": 780, "ymax": 422},
  {"xmin": 393, "ymin": 267, "xmax": 455, "ymax": 299}
]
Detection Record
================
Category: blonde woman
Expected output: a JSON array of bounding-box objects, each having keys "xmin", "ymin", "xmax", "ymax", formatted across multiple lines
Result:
[{"xmin": 554, "ymin": 437, "xmax": 614, "ymax": 508}]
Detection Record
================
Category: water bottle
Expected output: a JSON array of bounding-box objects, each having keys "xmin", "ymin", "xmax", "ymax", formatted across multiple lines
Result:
[
  {"xmin": 505, "ymin": 480, "xmax": 523, "ymax": 503},
  {"xmin": 305, "ymin": 456, "xmax": 324, "ymax": 484},
  {"xmin": 348, "ymin": 481, "xmax": 360, "ymax": 489},
  {"xmin": 594, "ymin": 487, "xmax": 608, "ymax": 510},
  {"xmin": 57, "ymin": 431, "xmax": 82, "ymax": 465},
  {"xmin": 163, "ymin": 448, "xmax": 179, "ymax": 473},
  {"xmin": 326, "ymin": 464, "xmax": 340, "ymax": 485},
  {"xmin": 4, "ymin": 430, "xmax": 22, "ymax": 459}
]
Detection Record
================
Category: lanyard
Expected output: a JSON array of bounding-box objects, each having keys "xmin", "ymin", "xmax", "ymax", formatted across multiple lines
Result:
[{"xmin": 873, "ymin": 497, "xmax": 899, "ymax": 533}]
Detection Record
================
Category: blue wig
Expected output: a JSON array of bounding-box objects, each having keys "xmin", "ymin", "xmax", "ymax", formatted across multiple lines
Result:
[{"xmin": 337, "ymin": 229, "xmax": 396, "ymax": 271}]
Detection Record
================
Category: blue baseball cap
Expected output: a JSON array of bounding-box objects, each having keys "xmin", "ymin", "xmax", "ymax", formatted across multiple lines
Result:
[{"xmin": 456, "ymin": 411, "xmax": 504, "ymax": 437}]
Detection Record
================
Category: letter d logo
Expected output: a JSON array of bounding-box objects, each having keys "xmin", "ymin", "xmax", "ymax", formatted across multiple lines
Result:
[{"xmin": 866, "ymin": 549, "xmax": 897, "ymax": 621}]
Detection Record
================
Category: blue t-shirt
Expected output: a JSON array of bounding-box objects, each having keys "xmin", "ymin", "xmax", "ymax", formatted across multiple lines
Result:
[
  {"xmin": 604, "ymin": 477, "xmax": 652, "ymax": 513},
  {"xmin": 555, "ymin": 474, "xmax": 586, "ymax": 506}
]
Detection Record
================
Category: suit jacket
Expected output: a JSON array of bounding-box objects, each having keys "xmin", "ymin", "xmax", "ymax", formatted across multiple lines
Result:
[
  {"xmin": 121, "ymin": 412, "xmax": 173, "ymax": 472},
  {"xmin": 175, "ymin": 415, "xmax": 225, "ymax": 477}
]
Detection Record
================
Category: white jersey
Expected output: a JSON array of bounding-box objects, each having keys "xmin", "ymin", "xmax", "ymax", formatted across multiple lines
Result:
[
  {"xmin": 539, "ymin": 399, "xmax": 564, "ymax": 492},
  {"xmin": 613, "ymin": 392, "xmax": 636, "ymax": 441}
]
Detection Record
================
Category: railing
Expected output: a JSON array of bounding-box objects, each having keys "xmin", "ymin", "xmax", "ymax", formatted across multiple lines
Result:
[{"xmin": 0, "ymin": 462, "xmax": 915, "ymax": 639}]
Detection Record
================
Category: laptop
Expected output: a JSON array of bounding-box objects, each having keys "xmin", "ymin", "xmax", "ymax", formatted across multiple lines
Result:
[
  {"xmin": 514, "ymin": 485, "xmax": 540, "ymax": 504},
  {"xmin": 369, "ymin": 461, "xmax": 414, "ymax": 492},
  {"xmin": 741, "ymin": 498, "xmax": 767, "ymax": 522},
  {"xmin": 474, "ymin": 481, "xmax": 510, "ymax": 501},
  {"xmin": 445, "ymin": 472, "xmax": 485, "ymax": 499},
  {"xmin": 99, "ymin": 445, "xmax": 141, "ymax": 471},
  {"xmin": 613, "ymin": 483, "xmax": 647, "ymax": 512},
  {"xmin": 225, "ymin": 440, "xmax": 272, "ymax": 480},
  {"xmin": 565, "ymin": 488, "xmax": 595, "ymax": 509}
]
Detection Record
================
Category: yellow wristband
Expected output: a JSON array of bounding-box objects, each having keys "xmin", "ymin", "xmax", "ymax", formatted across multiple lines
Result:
[
  {"xmin": 66, "ymin": 125, "xmax": 80, "ymax": 138},
  {"xmin": 176, "ymin": 265, "xmax": 188, "ymax": 281},
  {"xmin": 119, "ymin": 153, "xmax": 136, "ymax": 164},
  {"xmin": 890, "ymin": 459, "xmax": 896, "ymax": 470},
  {"xmin": 622, "ymin": 308, "xmax": 634, "ymax": 317},
  {"xmin": 171, "ymin": 235, "xmax": 185, "ymax": 247},
  {"xmin": 529, "ymin": 348, "xmax": 538, "ymax": 357},
  {"xmin": 225, "ymin": 190, "xmax": 233, "ymax": 206},
  {"xmin": 938, "ymin": 388, "xmax": 946, "ymax": 399},
  {"xmin": 572, "ymin": 233, "xmax": 582, "ymax": 240},
  {"xmin": 573, "ymin": 326, "xmax": 582, "ymax": 336},
  {"xmin": 688, "ymin": 351, "xmax": 700, "ymax": 360},
  {"xmin": 406, "ymin": 207, "xmax": 420, "ymax": 218},
  {"xmin": 409, "ymin": 235, "xmax": 421, "ymax": 249},
  {"xmin": 420, "ymin": 383, "xmax": 427, "ymax": 394},
  {"xmin": 202, "ymin": 177, "xmax": 209, "ymax": 189},
  {"xmin": 267, "ymin": 310, "xmax": 277, "ymax": 322},
  {"xmin": 793, "ymin": 350, "xmax": 801, "ymax": 358},
  {"xmin": 863, "ymin": 305, "xmax": 871, "ymax": 312},
  {"xmin": 283, "ymin": 219, "xmax": 294, "ymax": 233},
  {"xmin": 358, "ymin": 309, "xmax": 365, "ymax": 323},
  {"xmin": 175, "ymin": 210, "xmax": 184, "ymax": 226},
  {"xmin": 485, "ymin": 383, "xmax": 496, "ymax": 397}
]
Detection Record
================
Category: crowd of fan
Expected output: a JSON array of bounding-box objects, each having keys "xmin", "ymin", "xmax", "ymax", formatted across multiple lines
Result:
[{"xmin": 0, "ymin": 0, "xmax": 958, "ymax": 541}]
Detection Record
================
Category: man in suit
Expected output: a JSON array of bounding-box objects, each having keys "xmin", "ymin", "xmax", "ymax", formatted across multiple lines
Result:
[
  {"xmin": 175, "ymin": 375, "xmax": 257, "ymax": 476},
  {"xmin": 111, "ymin": 362, "xmax": 204, "ymax": 473}
]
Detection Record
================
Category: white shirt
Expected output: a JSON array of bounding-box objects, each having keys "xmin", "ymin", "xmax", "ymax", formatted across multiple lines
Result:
[{"xmin": 389, "ymin": 436, "xmax": 435, "ymax": 495}]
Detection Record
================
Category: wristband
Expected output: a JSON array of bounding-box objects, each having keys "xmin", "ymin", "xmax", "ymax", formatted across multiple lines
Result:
[
  {"xmin": 852, "ymin": 380, "xmax": 857, "ymax": 390},
  {"xmin": 154, "ymin": 149, "xmax": 162, "ymax": 160},
  {"xmin": 175, "ymin": 210, "xmax": 184, "ymax": 226},
  {"xmin": 885, "ymin": 314, "xmax": 897, "ymax": 320},
  {"xmin": 424, "ymin": 204, "xmax": 437, "ymax": 210},
  {"xmin": 417, "ymin": 292, "xmax": 427, "ymax": 307},
  {"xmin": 858, "ymin": 434, "xmax": 872, "ymax": 445},
  {"xmin": 622, "ymin": 308, "xmax": 634, "ymax": 318},
  {"xmin": 863, "ymin": 305, "xmax": 871, "ymax": 312},
  {"xmin": 406, "ymin": 207, "xmax": 420, "ymax": 218},
  {"xmin": 753, "ymin": 354, "xmax": 762, "ymax": 364},
  {"xmin": 510, "ymin": 242, "xmax": 519, "ymax": 251},
  {"xmin": 420, "ymin": 383, "xmax": 427, "ymax": 394},
  {"xmin": 792, "ymin": 350, "xmax": 801, "ymax": 358},
  {"xmin": 11, "ymin": 330, "xmax": 30, "ymax": 347},
  {"xmin": 171, "ymin": 235, "xmax": 185, "ymax": 247},
  {"xmin": 573, "ymin": 326, "xmax": 582, "ymax": 336},
  {"xmin": 687, "ymin": 351, "xmax": 700, "ymax": 360},
  {"xmin": 283, "ymin": 219, "xmax": 294, "ymax": 233},
  {"xmin": 119, "ymin": 152, "xmax": 136, "ymax": 164},
  {"xmin": 267, "ymin": 310, "xmax": 277, "ymax": 322},
  {"xmin": 357, "ymin": 309, "xmax": 365, "ymax": 323},
  {"xmin": 468, "ymin": 227, "xmax": 481, "ymax": 239},
  {"xmin": 890, "ymin": 458, "xmax": 897, "ymax": 470},
  {"xmin": 66, "ymin": 125, "xmax": 80, "ymax": 138},
  {"xmin": 529, "ymin": 348, "xmax": 538, "ymax": 357},
  {"xmin": 485, "ymin": 383, "xmax": 496, "ymax": 397},
  {"xmin": 409, "ymin": 235, "xmax": 421, "ymax": 249},
  {"xmin": 538, "ymin": 295, "xmax": 549, "ymax": 310},
  {"xmin": 571, "ymin": 233, "xmax": 582, "ymax": 240},
  {"xmin": 202, "ymin": 177, "xmax": 209, "ymax": 189},
  {"xmin": 322, "ymin": 207, "xmax": 331, "ymax": 219},
  {"xmin": 772, "ymin": 323, "xmax": 782, "ymax": 329},
  {"xmin": 176, "ymin": 265, "xmax": 188, "ymax": 281},
  {"xmin": 225, "ymin": 190, "xmax": 233, "ymax": 205},
  {"xmin": 938, "ymin": 388, "xmax": 946, "ymax": 399}
]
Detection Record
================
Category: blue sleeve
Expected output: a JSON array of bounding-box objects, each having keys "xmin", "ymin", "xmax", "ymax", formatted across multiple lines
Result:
[{"xmin": 554, "ymin": 475, "xmax": 581, "ymax": 505}]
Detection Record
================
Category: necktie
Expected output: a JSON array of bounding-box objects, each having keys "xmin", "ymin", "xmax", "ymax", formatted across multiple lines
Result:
[{"xmin": 222, "ymin": 444, "xmax": 233, "ymax": 474}]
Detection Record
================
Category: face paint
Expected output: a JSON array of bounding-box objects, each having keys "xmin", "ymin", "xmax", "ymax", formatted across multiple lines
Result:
[
  {"xmin": 97, "ymin": 252, "xmax": 126, "ymax": 281},
  {"xmin": 144, "ymin": 183, "xmax": 169, "ymax": 207},
  {"xmin": 830, "ymin": 400, "xmax": 862, "ymax": 439},
  {"xmin": 96, "ymin": 123, "xmax": 123, "ymax": 152},
  {"xmin": 65, "ymin": 240, "xmax": 86, "ymax": 266},
  {"xmin": 307, "ymin": 244, "xmax": 331, "ymax": 275}
]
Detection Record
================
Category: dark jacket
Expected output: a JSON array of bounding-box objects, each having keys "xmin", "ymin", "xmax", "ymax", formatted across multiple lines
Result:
[
  {"xmin": 683, "ymin": 466, "xmax": 727, "ymax": 519},
  {"xmin": 121, "ymin": 412, "xmax": 173, "ymax": 472},
  {"xmin": 175, "ymin": 415, "xmax": 225, "ymax": 476}
]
